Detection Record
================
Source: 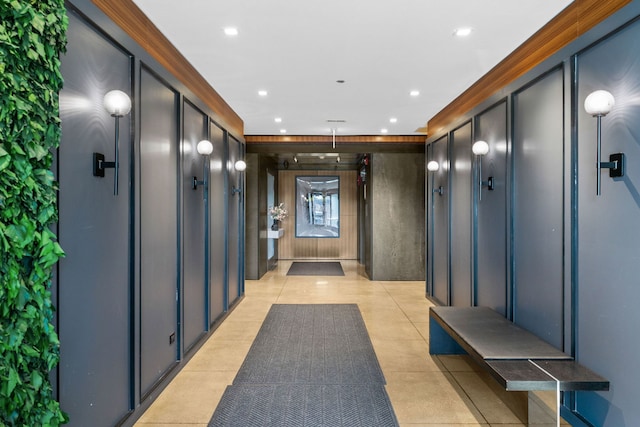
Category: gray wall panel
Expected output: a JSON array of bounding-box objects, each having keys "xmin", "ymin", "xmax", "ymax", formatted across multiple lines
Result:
[
  {"xmin": 431, "ymin": 137, "xmax": 449, "ymax": 305},
  {"xmin": 363, "ymin": 158, "xmax": 372, "ymax": 278},
  {"xmin": 450, "ymin": 122, "xmax": 473, "ymax": 306},
  {"xmin": 262, "ymin": 161, "xmax": 278, "ymax": 274},
  {"xmin": 245, "ymin": 153, "xmax": 259, "ymax": 279},
  {"xmin": 245, "ymin": 154, "xmax": 276, "ymax": 279},
  {"xmin": 264, "ymin": 165, "xmax": 278, "ymax": 273},
  {"xmin": 474, "ymin": 101, "xmax": 508, "ymax": 315},
  {"xmin": 209, "ymin": 124, "xmax": 227, "ymax": 319},
  {"xmin": 370, "ymin": 153, "xmax": 425, "ymax": 280},
  {"xmin": 182, "ymin": 101, "xmax": 207, "ymax": 353},
  {"xmin": 58, "ymin": 13, "xmax": 132, "ymax": 426},
  {"xmin": 227, "ymin": 137, "xmax": 242, "ymax": 304},
  {"xmin": 512, "ymin": 68, "xmax": 564, "ymax": 348},
  {"xmin": 576, "ymin": 21, "xmax": 640, "ymax": 426},
  {"xmin": 139, "ymin": 68, "xmax": 179, "ymax": 396}
]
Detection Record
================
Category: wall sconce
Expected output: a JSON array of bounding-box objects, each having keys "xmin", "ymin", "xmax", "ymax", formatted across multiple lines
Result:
[
  {"xmin": 232, "ymin": 159, "xmax": 246, "ymax": 195},
  {"xmin": 427, "ymin": 160, "xmax": 444, "ymax": 195},
  {"xmin": 472, "ymin": 140, "xmax": 494, "ymax": 201},
  {"xmin": 93, "ymin": 90, "xmax": 131, "ymax": 195},
  {"xmin": 427, "ymin": 160, "xmax": 440, "ymax": 172},
  {"xmin": 584, "ymin": 89, "xmax": 624, "ymax": 196},
  {"xmin": 192, "ymin": 140, "xmax": 213, "ymax": 191}
]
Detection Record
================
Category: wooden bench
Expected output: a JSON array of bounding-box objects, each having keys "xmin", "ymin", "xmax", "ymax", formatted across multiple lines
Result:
[{"xmin": 429, "ymin": 306, "xmax": 609, "ymax": 424}]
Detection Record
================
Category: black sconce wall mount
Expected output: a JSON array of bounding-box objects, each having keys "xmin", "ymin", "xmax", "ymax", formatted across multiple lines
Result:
[
  {"xmin": 93, "ymin": 89, "xmax": 131, "ymax": 196},
  {"xmin": 584, "ymin": 90, "xmax": 625, "ymax": 196}
]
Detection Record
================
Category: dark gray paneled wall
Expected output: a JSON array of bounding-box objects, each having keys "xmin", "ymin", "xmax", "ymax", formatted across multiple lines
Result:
[
  {"xmin": 57, "ymin": 4, "xmax": 245, "ymax": 426},
  {"xmin": 227, "ymin": 136, "xmax": 242, "ymax": 304},
  {"xmin": 139, "ymin": 67, "xmax": 179, "ymax": 397},
  {"xmin": 512, "ymin": 68, "xmax": 564, "ymax": 349},
  {"xmin": 474, "ymin": 101, "xmax": 508, "ymax": 316},
  {"xmin": 266, "ymin": 168, "xmax": 278, "ymax": 271},
  {"xmin": 450, "ymin": 122, "xmax": 472, "ymax": 306},
  {"xmin": 245, "ymin": 154, "xmax": 278, "ymax": 280},
  {"xmin": 245, "ymin": 153, "xmax": 260, "ymax": 279},
  {"xmin": 58, "ymin": 12, "xmax": 132, "ymax": 426},
  {"xmin": 430, "ymin": 137, "xmax": 449, "ymax": 304},
  {"xmin": 575, "ymin": 20, "xmax": 640, "ymax": 426},
  {"xmin": 362, "ymin": 157, "xmax": 372, "ymax": 278},
  {"xmin": 246, "ymin": 155, "xmax": 269, "ymax": 279},
  {"xmin": 182, "ymin": 100, "xmax": 208, "ymax": 354},
  {"xmin": 426, "ymin": 7, "xmax": 640, "ymax": 426},
  {"xmin": 370, "ymin": 153, "xmax": 425, "ymax": 280},
  {"xmin": 209, "ymin": 123, "xmax": 227, "ymax": 321}
]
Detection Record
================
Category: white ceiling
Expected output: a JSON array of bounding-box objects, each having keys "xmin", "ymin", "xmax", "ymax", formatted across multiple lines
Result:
[{"xmin": 131, "ymin": 0, "xmax": 572, "ymax": 136}]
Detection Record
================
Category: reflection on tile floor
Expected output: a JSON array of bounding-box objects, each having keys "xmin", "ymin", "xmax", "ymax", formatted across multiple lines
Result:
[{"xmin": 135, "ymin": 260, "xmax": 528, "ymax": 427}]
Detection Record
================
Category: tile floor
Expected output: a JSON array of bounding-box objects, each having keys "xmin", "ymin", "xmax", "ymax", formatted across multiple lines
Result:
[{"xmin": 134, "ymin": 260, "xmax": 532, "ymax": 427}]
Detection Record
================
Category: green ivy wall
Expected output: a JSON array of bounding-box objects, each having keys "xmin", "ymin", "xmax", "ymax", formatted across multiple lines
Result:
[{"xmin": 0, "ymin": 0, "xmax": 67, "ymax": 424}]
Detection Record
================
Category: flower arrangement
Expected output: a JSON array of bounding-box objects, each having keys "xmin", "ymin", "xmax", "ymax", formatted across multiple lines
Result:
[{"xmin": 269, "ymin": 203, "xmax": 288, "ymax": 221}]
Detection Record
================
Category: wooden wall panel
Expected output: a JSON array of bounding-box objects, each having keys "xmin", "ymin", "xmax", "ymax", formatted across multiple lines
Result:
[{"xmin": 278, "ymin": 170, "xmax": 357, "ymax": 260}]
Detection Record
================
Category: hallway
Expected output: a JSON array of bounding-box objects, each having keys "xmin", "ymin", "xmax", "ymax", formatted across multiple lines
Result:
[{"xmin": 135, "ymin": 261, "xmax": 528, "ymax": 426}]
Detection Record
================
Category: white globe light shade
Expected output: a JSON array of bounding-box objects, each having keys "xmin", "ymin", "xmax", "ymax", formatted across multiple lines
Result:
[
  {"xmin": 196, "ymin": 140, "xmax": 213, "ymax": 155},
  {"xmin": 472, "ymin": 140, "xmax": 490, "ymax": 156},
  {"xmin": 103, "ymin": 90, "xmax": 131, "ymax": 116},
  {"xmin": 584, "ymin": 90, "xmax": 615, "ymax": 116},
  {"xmin": 234, "ymin": 160, "xmax": 247, "ymax": 171},
  {"xmin": 427, "ymin": 160, "xmax": 440, "ymax": 172}
]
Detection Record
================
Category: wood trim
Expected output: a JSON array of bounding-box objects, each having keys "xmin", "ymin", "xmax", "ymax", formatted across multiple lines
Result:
[
  {"xmin": 91, "ymin": 0, "xmax": 244, "ymax": 138},
  {"xmin": 576, "ymin": 0, "xmax": 631, "ymax": 34},
  {"xmin": 427, "ymin": 0, "xmax": 631, "ymax": 136},
  {"xmin": 246, "ymin": 135, "xmax": 426, "ymax": 144}
]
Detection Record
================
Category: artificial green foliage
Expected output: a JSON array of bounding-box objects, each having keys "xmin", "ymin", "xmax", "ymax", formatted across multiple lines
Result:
[{"xmin": 0, "ymin": 0, "xmax": 68, "ymax": 425}]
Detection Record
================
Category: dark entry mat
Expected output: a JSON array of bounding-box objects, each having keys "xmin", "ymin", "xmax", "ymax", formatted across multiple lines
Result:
[
  {"xmin": 233, "ymin": 304, "xmax": 385, "ymax": 385},
  {"xmin": 209, "ymin": 304, "xmax": 397, "ymax": 426},
  {"xmin": 209, "ymin": 383, "xmax": 398, "ymax": 427},
  {"xmin": 286, "ymin": 261, "xmax": 345, "ymax": 276}
]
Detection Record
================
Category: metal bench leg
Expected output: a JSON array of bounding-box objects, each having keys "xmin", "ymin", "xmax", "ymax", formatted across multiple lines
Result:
[
  {"xmin": 528, "ymin": 389, "xmax": 564, "ymax": 426},
  {"xmin": 429, "ymin": 319, "xmax": 466, "ymax": 355}
]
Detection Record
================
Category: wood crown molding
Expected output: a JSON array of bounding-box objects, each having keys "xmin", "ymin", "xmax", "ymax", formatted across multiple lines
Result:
[
  {"xmin": 91, "ymin": 0, "xmax": 244, "ymax": 138},
  {"xmin": 426, "ymin": 0, "xmax": 631, "ymax": 136},
  {"xmin": 245, "ymin": 135, "xmax": 426, "ymax": 144}
]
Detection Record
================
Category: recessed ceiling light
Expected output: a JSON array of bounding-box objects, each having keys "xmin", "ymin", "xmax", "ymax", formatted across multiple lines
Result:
[
  {"xmin": 258, "ymin": 90, "xmax": 268, "ymax": 97},
  {"xmin": 224, "ymin": 27, "xmax": 238, "ymax": 37},
  {"xmin": 275, "ymin": 117, "xmax": 282, "ymax": 123},
  {"xmin": 454, "ymin": 27, "xmax": 472, "ymax": 37},
  {"xmin": 389, "ymin": 117, "xmax": 398, "ymax": 123},
  {"xmin": 381, "ymin": 128, "xmax": 388, "ymax": 134},
  {"xmin": 280, "ymin": 129, "xmax": 287, "ymax": 134},
  {"xmin": 410, "ymin": 90, "xmax": 420, "ymax": 97}
]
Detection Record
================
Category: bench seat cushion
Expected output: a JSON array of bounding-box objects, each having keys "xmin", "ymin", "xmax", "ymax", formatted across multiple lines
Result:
[{"xmin": 430, "ymin": 306, "xmax": 571, "ymax": 360}]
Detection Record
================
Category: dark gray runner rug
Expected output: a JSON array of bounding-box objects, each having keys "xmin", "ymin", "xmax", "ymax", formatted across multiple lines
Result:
[
  {"xmin": 234, "ymin": 304, "xmax": 385, "ymax": 384},
  {"xmin": 209, "ymin": 304, "xmax": 398, "ymax": 427},
  {"xmin": 209, "ymin": 384, "xmax": 397, "ymax": 427},
  {"xmin": 286, "ymin": 262, "xmax": 345, "ymax": 276}
]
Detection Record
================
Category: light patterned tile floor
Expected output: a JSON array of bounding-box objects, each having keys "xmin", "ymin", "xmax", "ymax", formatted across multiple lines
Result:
[{"xmin": 135, "ymin": 260, "xmax": 527, "ymax": 427}]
